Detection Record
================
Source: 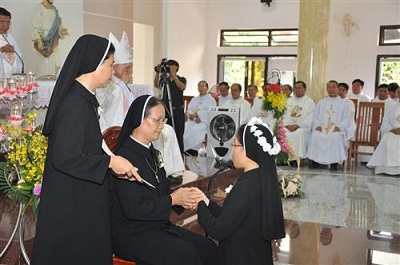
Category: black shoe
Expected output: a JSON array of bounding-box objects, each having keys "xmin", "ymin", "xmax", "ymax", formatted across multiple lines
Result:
[
  {"xmin": 184, "ymin": 149, "xmax": 198, "ymax": 157},
  {"xmin": 330, "ymin": 163, "xmax": 338, "ymax": 171},
  {"xmin": 167, "ymin": 175, "xmax": 183, "ymax": 184},
  {"xmin": 309, "ymin": 160, "xmax": 320, "ymax": 169},
  {"xmin": 289, "ymin": 161, "xmax": 298, "ymax": 168}
]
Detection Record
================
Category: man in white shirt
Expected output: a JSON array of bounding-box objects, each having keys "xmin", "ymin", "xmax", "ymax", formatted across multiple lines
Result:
[
  {"xmin": 246, "ymin": 84, "xmax": 263, "ymax": 118},
  {"xmin": 307, "ymin": 80, "xmax": 355, "ymax": 170},
  {"xmin": 338, "ymin": 82, "xmax": 356, "ymax": 118},
  {"xmin": 349, "ymin": 78, "xmax": 371, "ymax": 102},
  {"xmin": 388, "ymin": 82, "xmax": 399, "ymax": 102},
  {"xmin": 283, "ymin": 81, "xmax": 315, "ymax": 167},
  {"xmin": 0, "ymin": 8, "xmax": 23, "ymax": 77},
  {"xmin": 373, "ymin": 84, "xmax": 396, "ymax": 116},
  {"xmin": 183, "ymin": 80, "xmax": 216, "ymax": 153},
  {"xmin": 222, "ymin": 83, "xmax": 251, "ymax": 125},
  {"xmin": 281, "ymin": 84, "xmax": 293, "ymax": 98},
  {"xmin": 217, "ymin": 81, "xmax": 231, "ymax": 106}
]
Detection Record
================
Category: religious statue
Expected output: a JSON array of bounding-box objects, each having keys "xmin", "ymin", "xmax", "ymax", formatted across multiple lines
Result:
[{"xmin": 31, "ymin": 0, "xmax": 69, "ymax": 77}]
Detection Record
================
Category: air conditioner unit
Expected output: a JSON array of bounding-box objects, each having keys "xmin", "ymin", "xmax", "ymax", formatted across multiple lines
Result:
[{"xmin": 207, "ymin": 107, "xmax": 239, "ymax": 159}]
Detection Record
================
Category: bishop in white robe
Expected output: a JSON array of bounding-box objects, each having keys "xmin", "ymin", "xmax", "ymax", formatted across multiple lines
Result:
[
  {"xmin": 97, "ymin": 32, "xmax": 184, "ymax": 176},
  {"xmin": 0, "ymin": 33, "xmax": 23, "ymax": 77}
]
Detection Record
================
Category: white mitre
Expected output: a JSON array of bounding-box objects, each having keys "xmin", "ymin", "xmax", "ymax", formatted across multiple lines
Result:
[{"xmin": 109, "ymin": 31, "xmax": 133, "ymax": 65}]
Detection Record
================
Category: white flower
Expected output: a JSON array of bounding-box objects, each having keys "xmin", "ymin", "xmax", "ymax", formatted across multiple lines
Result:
[
  {"xmin": 225, "ymin": 184, "xmax": 234, "ymax": 194},
  {"xmin": 246, "ymin": 117, "xmax": 281, "ymax": 156}
]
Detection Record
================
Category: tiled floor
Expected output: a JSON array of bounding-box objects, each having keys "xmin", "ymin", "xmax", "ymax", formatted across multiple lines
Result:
[{"xmin": 178, "ymin": 156, "xmax": 400, "ymax": 265}]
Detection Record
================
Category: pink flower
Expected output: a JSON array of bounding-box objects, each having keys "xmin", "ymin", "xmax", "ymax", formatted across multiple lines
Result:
[
  {"xmin": 33, "ymin": 183, "xmax": 42, "ymax": 196},
  {"xmin": 286, "ymin": 182, "xmax": 298, "ymax": 196}
]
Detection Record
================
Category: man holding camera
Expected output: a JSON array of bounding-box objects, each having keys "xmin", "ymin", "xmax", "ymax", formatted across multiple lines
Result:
[{"xmin": 154, "ymin": 59, "xmax": 187, "ymax": 153}]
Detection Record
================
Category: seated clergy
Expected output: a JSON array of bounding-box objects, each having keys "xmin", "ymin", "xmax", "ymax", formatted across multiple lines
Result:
[
  {"xmin": 359, "ymin": 84, "xmax": 396, "ymax": 163},
  {"xmin": 338, "ymin": 82, "xmax": 356, "ymax": 118},
  {"xmin": 307, "ymin": 80, "xmax": 355, "ymax": 170},
  {"xmin": 110, "ymin": 95, "xmax": 218, "ymax": 264},
  {"xmin": 183, "ymin": 80, "xmax": 216, "ymax": 153},
  {"xmin": 283, "ymin": 81, "xmax": 315, "ymax": 166},
  {"xmin": 222, "ymin": 83, "xmax": 251, "ymax": 125},
  {"xmin": 217, "ymin": 81, "xmax": 231, "ymax": 106},
  {"xmin": 96, "ymin": 32, "xmax": 184, "ymax": 176},
  {"xmin": 367, "ymin": 89, "xmax": 400, "ymax": 175},
  {"xmin": 246, "ymin": 84, "xmax": 263, "ymax": 118}
]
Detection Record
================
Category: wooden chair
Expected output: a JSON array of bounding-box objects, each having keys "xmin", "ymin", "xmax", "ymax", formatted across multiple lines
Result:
[
  {"xmin": 113, "ymin": 255, "xmax": 136, "ymax": 265},
  {"xmin": 102, "ymin": 126, "xmax": 122, "ymax": 152},
  {"xmin": 346, "ymin": 102, "xmax": 385, "ymax": 170},
  {"xmin": 349, "ymin": 98, "xmax": 358, "ymax": 120},
  {"xmin": 103, "ymin": 127, "xmax": 135, "ymax": 265}
]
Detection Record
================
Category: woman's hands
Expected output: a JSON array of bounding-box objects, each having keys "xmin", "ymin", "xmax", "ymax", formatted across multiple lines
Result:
[
  {"xmin": 109, "ymin": 156, "xmax": 142, "ymax": 182},
  {"xmin": 171, "ymin": 187, "xmax": 208, "ymax": 210}
]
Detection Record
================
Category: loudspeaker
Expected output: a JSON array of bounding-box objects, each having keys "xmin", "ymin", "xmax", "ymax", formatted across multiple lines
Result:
[{"xmin": 207, "ymin": 107, "xmax": 239, "ymax": 159}]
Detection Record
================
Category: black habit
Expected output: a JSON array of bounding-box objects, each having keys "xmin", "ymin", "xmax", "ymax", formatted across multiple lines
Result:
[
  {"xmin": 31, "ymin": 82, "xmax": 112, "ymax": 264},
  {"xmin": 110, "ymin": 137, "xmax": 217, "ymax": 265},
  {"xmin": 197, "ymin": 169, "xmax": 274, "ymax": 265}
]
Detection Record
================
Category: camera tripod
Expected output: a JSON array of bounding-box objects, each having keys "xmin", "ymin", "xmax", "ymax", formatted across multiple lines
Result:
[{"xmin": 159, "ymin": 73, "xmax": 175, "ymax": 130}]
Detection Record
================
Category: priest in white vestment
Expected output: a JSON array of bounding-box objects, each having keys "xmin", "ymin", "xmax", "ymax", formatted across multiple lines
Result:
[
  {"xmin": 367, "ymin": 95, "xmax": 400, "ymax": 175},
  {"xmin": 338, "ymin": 82, "xmax": 356, "ymax": 119},
  {"xmin": 217, "ymin": 81, "xmax": 231, "ymax": 106},
  {"xmin": 307, "ymin": 80, "xmax": 355, "ymax": 169},
  {"xmin": 359, "ymin": 84, "xmax": 396, "ymax": 163},
  {"xmin": 183, "ymin": 80, "xmax": 216, "ymax": 152},
  {"xmin": 97, "ymin": 32, "xmax": 184, "ymax": 176},
  {"xmin": 222, "ymin": 83, "xmax": 251, "ymax": 125},
  {"xmin": 246, "ymin": 84, "xmax": 263, "ymax": 118},
  {"xmin": 349, "ymin": 78, "xmax": 371, "ymax": 102},
  {"xmin": 0, "ymin": 8, "xmax": 23, "ymax": 77},
  {"xmin": 283, "ymin": 81, "xmax": 315, "ymax": 163}
]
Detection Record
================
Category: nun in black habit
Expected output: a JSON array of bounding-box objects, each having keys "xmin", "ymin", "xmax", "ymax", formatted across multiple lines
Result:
[
  {"xmin": 31, "ymin": 34, "xmax": 141, "ymax": 265},
  {"xmin": 196, "ymin": 117, "xmax": 286, "ymax": 265},
  {"xmin": 110, "ymin": 95, "xmax": 217, "ymax": 265}
]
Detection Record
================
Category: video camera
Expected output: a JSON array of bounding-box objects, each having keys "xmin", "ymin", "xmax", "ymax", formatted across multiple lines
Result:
[{"xmin": 154, "ymin": 58, "xmax": 170, "ymax": 75}]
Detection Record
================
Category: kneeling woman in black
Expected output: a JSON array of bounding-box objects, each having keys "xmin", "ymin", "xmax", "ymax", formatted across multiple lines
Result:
[
  {"xmin": 196, "ymin": 117, "xmax": 286, "ymax": 265},
  {"xmin": 110, "ymin": 95, "xmax": 217, "ymax": 265}
]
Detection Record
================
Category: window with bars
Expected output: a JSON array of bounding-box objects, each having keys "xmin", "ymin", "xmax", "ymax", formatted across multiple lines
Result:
[{"xmin": 220, "ymin": 29, "xmax": 298, "ymax": 47}]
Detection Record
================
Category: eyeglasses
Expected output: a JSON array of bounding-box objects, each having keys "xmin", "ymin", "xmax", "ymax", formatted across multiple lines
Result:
[
  {"xmin": 147, "ymin": 116, "xmax": 168, "ymax": 125},
  {"xmin": 231, "ymin": 143, "xmax": 243, "ymax": 148},
  {"xmin": 0, "ymin": 21, "xmax": 12, "ymax": 26}
]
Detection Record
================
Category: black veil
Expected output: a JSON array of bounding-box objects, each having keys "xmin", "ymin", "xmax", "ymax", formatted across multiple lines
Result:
[
  {"xmin": 242, "ymin": 119, "xmax": 285, "ymax": 241},
  {"xmin": 43, "ymin": 34, "xmax": 111, "ymax": 135}
]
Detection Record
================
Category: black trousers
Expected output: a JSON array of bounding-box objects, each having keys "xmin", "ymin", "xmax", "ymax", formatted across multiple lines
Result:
[{"xmin": 167, "ymin": 107, "xmax": 185, "ymax": 154}]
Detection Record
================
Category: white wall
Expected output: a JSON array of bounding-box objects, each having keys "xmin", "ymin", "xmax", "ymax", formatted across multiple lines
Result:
[
  {"xmin": 1, "ymin": 0, "xmax": 84, "ymax": 75},
  {"xmin": 328, "ymin": 0, "xmax": 400, "ymax": 98},
  {"xmin": 165, "ymin": 1, "xmax": 209, "ymax": 96}
]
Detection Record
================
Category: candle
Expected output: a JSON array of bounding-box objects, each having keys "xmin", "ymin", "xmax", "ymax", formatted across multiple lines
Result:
[{"xmin": 8, "ymin": 78, "xmax": 16, "ymax": 89}]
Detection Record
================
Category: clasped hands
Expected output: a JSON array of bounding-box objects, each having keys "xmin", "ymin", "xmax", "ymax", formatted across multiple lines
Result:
[
  {"xmin": 171, "ymin": 187, "xmax": 207, "ymax": 210},
  {"xmin": 188, "ymin": 114, "xmax": 201, "ymax": 123}
]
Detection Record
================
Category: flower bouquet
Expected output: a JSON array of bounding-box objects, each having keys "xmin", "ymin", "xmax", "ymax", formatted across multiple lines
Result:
[
  {"xmin": 0, "ymin": 111, "xmax": 47, "ymax": 217},
  {"xmin": 277, "ymin": 171, "xmax": 305, "ymax": 198},
  {"xmin": 262, "ymin": 84, "xmax": 294, "ymax": 164}
]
